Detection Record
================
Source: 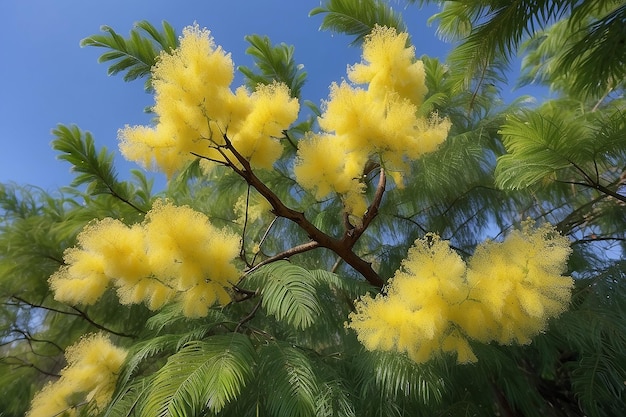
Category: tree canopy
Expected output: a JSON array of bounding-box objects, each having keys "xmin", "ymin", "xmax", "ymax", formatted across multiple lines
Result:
[{"xmin": 1, "ymin": 1, "xmax": 625, "ymax": 416}]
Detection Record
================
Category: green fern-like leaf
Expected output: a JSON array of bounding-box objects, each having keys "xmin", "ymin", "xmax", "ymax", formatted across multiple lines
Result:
[
  {"xmin": 496, "ymin": 105, "xmax": 626, "ymax": 191},
  {"xmin": 558, "ymin": 265, "xmax": 626, "ymax": 417},
  {"xmin": 117, "ymin": 334, "xmax": 181, "ymax": 388},
  {"xmin": 104, "ymin": 378, "xmax": 152, "ymax": 417},
  {"xmin": 571, "ymin": 349, "xmax": 626, "ymax": 417},
  {"xmin": 51, "ymin": 124, "xmax": 150, "ymax": 213},
  {"xmin": 52, "ymin": 125, "xmax": 117, "ymax": 192},
  {"xmin": 238, "ymin": 34, "xmax": 307, "ymax": 99},
  {"xmin": 245, "ymin": 261, "xmax": 322, "ymax": 330},
  {"xmin": 495, "ymin": 109, "xmax": 588, "ymax": 190},
  {"xmin": 144, "ymin": 302, "xmax": 231, "ymax": 334},
  {"xmin": 258, "ymin": 342, "xmax": 319, "ymax": 417},
  {"xmin": 356, "ymin": 350, "xmax": 446, "ymax": 405},
  {"xmin": 309, "ymin": 268, "xmax": 373, "ymax": 303},
  {"xmin": 429, "ymin": 0, "xmax": 569, "ymax": 91},
  {"xmin": 315, "ymin": 379, "xmax": 356, "ymax": 417},
  {"xmin": 80, "ymin": 20, "xmax": 178, "ymax": 92},
  {"xmin": 310, "ymin": 0, "xmax": 408, "ymax": 46},
  {"xmin": 140, "ymin": 335, "xmax": 255, "ymax": 417}
]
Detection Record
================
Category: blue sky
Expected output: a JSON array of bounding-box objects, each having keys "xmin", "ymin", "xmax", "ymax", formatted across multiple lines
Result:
[{"xmin": 1, "ymin": 1, "xmax": 452, "ymax": 191}]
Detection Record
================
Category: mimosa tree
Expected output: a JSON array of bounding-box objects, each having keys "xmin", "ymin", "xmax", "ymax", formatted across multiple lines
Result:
[{"xmin": 1, "ymin": 1, "xmax": 625, "ymax": 416}]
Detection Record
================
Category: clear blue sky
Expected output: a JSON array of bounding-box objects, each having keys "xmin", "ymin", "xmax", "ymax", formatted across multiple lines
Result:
[{"xmin": 11, "ymin": 1, "xmax": 547, "ymax": 193}]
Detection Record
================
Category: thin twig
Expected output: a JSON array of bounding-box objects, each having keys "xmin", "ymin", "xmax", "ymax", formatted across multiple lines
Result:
[
  {"xmin": 343, "ymin": 168, "xmax": 386, "ymax": 247},
  {"xmin": 235, "ymin": 299, "xmax": 262, "ymax": 333},
  {"xmin": 0, "ymin": 356, "xmax": 61, "ymax": 377},
  {"xmin": 70, "ymin": 307, "xmax": 137, "ymax": 339},
  {"xmin": 241, "ymin": 241, "xmax": 320, "ymax": 281},
  {"xmin": 556, "ymin": 179, "xmax": 626, "ymax": 204},
  {"xmin": 239, "ymin": 185, "xmax": 252, "ymax": 266}
]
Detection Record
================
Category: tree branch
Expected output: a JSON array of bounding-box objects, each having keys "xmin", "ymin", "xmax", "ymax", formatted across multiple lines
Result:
[
  {"xmin": 556, "ymin": 179, "xmax": 626, "ymax": 204},
  {"xmin": 0, "ymin": 356, "xmax": 61, "ymax": 378},
  {"xmin": 235, "ymin": 299, "xmax": 262, "ymax": 332},
  {"xmin": 342, "ymin": 168, "xmax": 386, "ymax": 248},
  {"xmin": 70, "ymin": 307, "xmax": 137, "ymax": 339},
  {"xmin": 243, "ymin": 240, "xmax": 320, "ymax": 279},
  {"xmin": 212, "ymin": 134, "xmax": 385, "ymax": 288}
]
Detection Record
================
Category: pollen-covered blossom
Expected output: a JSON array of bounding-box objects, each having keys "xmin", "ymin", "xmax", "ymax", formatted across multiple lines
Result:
[
  {"xmin": 294, "ymin": 26, "xmax": 450, "ymax": 217},
  {"xmin": 349, "ymin": 25, "xmax": 428, "ymax": 107},
  {"xmin": 348, "ymin": 223, "xmax": 573, "ymax": 364},
  {"xmin": 348, "ymin": 235, "xmax": 473, "ymax": 363},
  {"xmin": 49, "ymin": 200, "xmax": 241, "ymax": 318},
  {"xmin": 26, "ymin": 333, "xmax": 127, "ymax": 417},
  {"xmin": 458, "ymin": 223, "xmax": 573, "ymax": 345},
  {"xmin": 119, "ymin": 24, "xmax": 299, "ymax": 178},
  {"xmin": 144, "ymin": 201, "xmax": 240, "ymax": 317},
  {"xmin": 293, "ymin": 133, "xmax": 368, "ymax": 215}
]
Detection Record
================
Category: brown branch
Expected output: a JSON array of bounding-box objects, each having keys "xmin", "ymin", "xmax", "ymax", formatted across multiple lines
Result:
[
  {"xmin": 0, "ymin": 356, "xmax": 61, "ymax": 378},
  {"xmin": 242, "ymin": 241, "xmax": 320, "ymax": 280},
  {"xmin": 106, "ymin": 185, "xmax": 147, "ymax": 215},
  {"xmin": 572, "ymin": 236, "xmax": 626, "ymax": 245},
  {"xmin": 216, "ymin": 134, "xmax": 385, "ymax": 288},
  {"xmin": 5, "ymin": 327, "xmax": 64, "ymax": 353},
  {"xmin": 235, "ymin": 299, "xmax": 262, "ymax": 333},
  {"xmin": 70, "ymin": 307, "xmax": 137, "ymax": 339},
  {"xmin": 11, "ymin": 295, "xmax": 136, "ymax": 339},
  {"xmin": 342, "ymin": 168, "xmax": 386, "ymax": 248},
  {"xmin": 239, "ymin": 185, "xmax": 253, "ymax": 266},
  {"xmin": 556, "ymin": 179, "xmax": 626, "ymax": 204},
  {"xmin": 10, "ymin": 295, "xmax": 80, "ymax": 316}
]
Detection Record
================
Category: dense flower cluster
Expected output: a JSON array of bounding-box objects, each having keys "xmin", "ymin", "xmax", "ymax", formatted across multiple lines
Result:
[
  {"xmin": 119, "ymin": 25, "xmax": 299, "ymax": 178},
  {"xmin": 49, "ymin": 200, "xmax": 241, "ymax": 318},
  {"xmin": 26, "ymin": 333, "xmax": 127, "ymax": 417},
  {"xmin": 348, "ymin": 223, "xmax": 573, "ymax": 363},
  {"xmin": 294, "ymin": 25, "xmax": 451, "ymax": 217}
]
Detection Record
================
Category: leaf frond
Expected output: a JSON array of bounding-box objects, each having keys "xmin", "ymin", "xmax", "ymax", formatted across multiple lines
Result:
[
  {"xmin": 257, "ymin": 342, "xmax": 319, "ymax": 417},
  {"xmin": 310, "ymin": 0, "xmax": 408, "ymax": 46},
  {"xmin": 244, "ymin": 261, "xmax": 322, "ymax": 330},
  {"xmin": 80, "ymin": 20, "xmax": 179, "ymax": 92},
  {"xmin": 140, "ymin": 335, "xmax": 255, "ymax": 417},
  {"xmin": 238, "ymin": 34, "xmax": 307, "ymax": 99}
]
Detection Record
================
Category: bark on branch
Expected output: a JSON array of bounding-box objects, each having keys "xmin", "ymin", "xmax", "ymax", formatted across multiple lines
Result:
[{"xmin": 214, "ymin": 134, "xmax": 386, "ymax": 288}]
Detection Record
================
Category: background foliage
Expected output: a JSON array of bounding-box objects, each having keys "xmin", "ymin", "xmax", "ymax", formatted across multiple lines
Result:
[{"xmin": 1, "ymin": 1, "xmax": 625, "ymax": 416}]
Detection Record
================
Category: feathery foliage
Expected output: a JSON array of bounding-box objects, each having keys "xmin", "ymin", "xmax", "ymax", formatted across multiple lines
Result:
[
  {"xmin": 245, "ymin": 261, "xmax": 322, "ymax": 330},
  {"xmin": 257, "ymin": 342, "xmax": 319, "ymax": 417},
  {"xmin": 496, "ymin": 104, "xmax": 626, "ymax": 204},
  {"xmin": 80, "ymin": 20, "xmax": 178, "ymax": 92},
  {"xmin": 238, "ymin": 35, "xmax": 307, "ymax": 99},
  {"xmin": 140, "ymin": 335, "xmax": 255, "ymax": 417},
  {"xmin": 52, "ymin": 124, "xmax": 153, "ymax": 213},
  {"xmin": 310, "ymin": 0, "xmax": 407, "ymax": 45}
]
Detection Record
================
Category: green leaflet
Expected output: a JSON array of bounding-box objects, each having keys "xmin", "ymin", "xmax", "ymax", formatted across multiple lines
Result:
[
  {"xmin": 81, "ymin": 20, "xmax": 178, "ymax": 92},
  {"xmin": 104, "ymin": 378, "xmax": 152, "ymax": 417},
  {"xmin": 140, "ymin": 335, "xmax": 255, "ymax": 417},
  {"xmin": 258, "ymin": 342, "xmax": 319, "ymax": 417},
  {"xmin": 52, "ymin": 124, "xmax": 153, "ymax": 213},
  {"xmin": 244, "ymin": 261, "xmax": 323, "ymax": 330},
  {"xmin": 495, "ymin": 110, "xmax": 582, "ymax": 189},
  {"xmin": 310, "ymin": 0, "xmax": 408, "ymax": 46},
  {"xmin": 238, "ymin": 34, "xmax": 307, "ymax": 99},
  {"xmin": 519, "ymin": 3, "xmax": 626, "ymax": 98},
  {"xmin": 495, "ymin": 106, "xmax": 626, "ymax": 190}
]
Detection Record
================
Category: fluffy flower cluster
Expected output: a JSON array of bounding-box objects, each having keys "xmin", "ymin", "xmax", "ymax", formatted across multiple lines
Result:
[
  {"xmin": 119, "ymin": 24, "xmax": 299, "ymax": 178},
  {"xmin": 294, "ymin": 26, "xmax": 451, "ymax": 217},
  {"xmin": 49, "ymin": 201, "xmax": 241, "ymax": 318},
  {"xmin": 348, "ymin": 223, "xmax": 573, "ymax": 364},
  {"xmin": 26, "ymin": 333, "xmax": 127, "ymax": 417}
]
